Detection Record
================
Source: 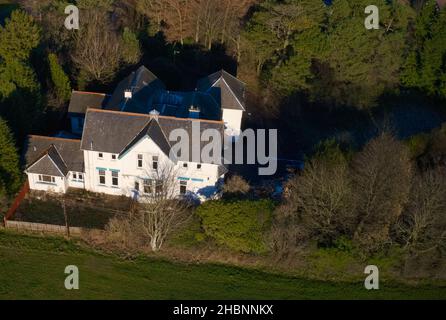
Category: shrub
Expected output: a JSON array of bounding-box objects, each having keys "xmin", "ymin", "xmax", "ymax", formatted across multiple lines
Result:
[
  {"xmin": 405, "ymin": 133, "xmax": 430, "ymax": 159},
  {"xmin": 222, "ymin": 175, "xmax": 250, "ymax": 197},
  {"xmin": 196, "ymin": 199, "xmax": 274, "ymax": 254}
]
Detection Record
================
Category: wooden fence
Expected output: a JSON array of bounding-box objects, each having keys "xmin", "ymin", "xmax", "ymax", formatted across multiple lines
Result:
[
  {"xmin": 3, "ymin": 181, "xmax": 30, "ymax": 226},
  {"xmin": 5, "ymin": 220, "xmax": 83, "ymax": 235}
]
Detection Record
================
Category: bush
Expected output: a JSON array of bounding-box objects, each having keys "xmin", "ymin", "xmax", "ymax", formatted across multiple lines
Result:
[
  {"xmin": 196, "ymin": 200, "xmax": 274, "ymax": 254},
  {"xmin": 222, "ymin": 175, "xmax": 250, "ymax": 197},
  {"xmin": 405, "ymin": 133, "xmax": 430, "ymax": 159}
]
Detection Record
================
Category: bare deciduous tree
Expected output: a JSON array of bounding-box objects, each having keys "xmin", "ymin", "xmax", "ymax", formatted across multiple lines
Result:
[
  {"xmin": 71, "ymin": 9, "xmax": 121, "ymax": 83},
  {"xmin": 397, "ymin": 168, "xmax": 446, "ymax": 254},
  {"xmin": 351, "ymin": 133, "xmax": 413, "ymax": 252},
  {"xmin": 135, "ymin": 0, "xmax": 254, "ymax": 53},
  {"xmin": 270, "ymin": 143, "xmax": 354, "ymax": 257},
  {"xmin": 106, "ymin": 162, "xmax": 191, "ymax": 251},
  {"xmin": 223, "ymin": 175, "xmax": 250, "ymax": 195}
]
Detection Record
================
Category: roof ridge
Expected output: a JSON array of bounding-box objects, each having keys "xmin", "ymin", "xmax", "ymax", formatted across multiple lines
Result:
[
  {"xmin": 47, "ymin": 144, "xmax": 69, "ymax": 173},
  {"xmin": 25, "ymin": 144, "xmax": 54, "ymax": 170},
  {"xmin": 220, "ymin": 69, "xmax": 246, "ymax": 86},
  {"xmin": 28, "ymin": 135, "xmax": 81, "ymax": 142},
  {"xmin": 87, "ymin": 108, "xmax": 224, "ymax": 124},
  {"xmin": 73, "ymin": 90, "xmax": 107, "ymax": 96}
]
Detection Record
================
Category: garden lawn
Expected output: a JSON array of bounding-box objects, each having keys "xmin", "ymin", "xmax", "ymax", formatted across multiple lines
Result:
[{"xmin": 0, "ymin": 231, "xmax": 445, "ymax": 300}]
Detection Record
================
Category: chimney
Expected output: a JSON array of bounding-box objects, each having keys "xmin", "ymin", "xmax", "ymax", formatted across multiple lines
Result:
[
  {"xmin": 189, "ymin": 105, "xmax": 200, "ymax": 119},
  {"xmin": 124, "ymin": 89, "xmax": 132, "ymax": 99}
]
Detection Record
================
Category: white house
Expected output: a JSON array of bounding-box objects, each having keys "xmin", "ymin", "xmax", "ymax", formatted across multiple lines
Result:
[
  {"xmin": 197, "ymin": 70, "xmax": 246, "ymax": 137},
  {"xmin": 23, "ymin": 66, "xmax": 243, "ymax": 200}
]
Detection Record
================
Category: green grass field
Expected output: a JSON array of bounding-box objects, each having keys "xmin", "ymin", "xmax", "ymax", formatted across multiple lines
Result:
[{"xmin": 0, "ymin": 230, "xmax": 445, "ymax": 300}]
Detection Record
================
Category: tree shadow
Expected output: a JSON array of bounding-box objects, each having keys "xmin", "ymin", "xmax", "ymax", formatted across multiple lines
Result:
[
  {"xmin": 272, "ymin": 88, "xmax": 446, "ymax": 161},
  {"xmin": 140, "ymin": 31, "xmax": 237, "ymax": 91}
]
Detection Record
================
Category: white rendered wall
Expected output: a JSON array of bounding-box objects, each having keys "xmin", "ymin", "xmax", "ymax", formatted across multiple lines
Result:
[
  {"xmin": 83, "ymin": 136, "xmax": 222, "ymax": 198},
  {"xmin": 67, "ymin": 171, "xmax": 85, "ymax": 189},
  {"xmin": 27, "ymin": 173, "xmax": 67, "ymax": 193},
  {"xmin": 222, "ymin": 109, "xmax": 243, "ymax": 136}
]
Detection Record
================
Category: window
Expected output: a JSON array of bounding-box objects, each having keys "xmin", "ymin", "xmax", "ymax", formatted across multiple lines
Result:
[
  {"xmin": 38, "ymin": 175, "xmax": 55, "ymax": 184},
  {"xmin": 143, "ymin": 179, "xmax": 153, "ymax": 194},
  {"xmin": 72, "ymin": 173, "xmax": 83, "ymax": 181},
  {"xmin": 98, "ymin": 153, "xmax": 103, "ymax": 159},
  {"xmin": 180, "ymin": 181, "xmax": 187, "ymax": 195},
  {"xmin": 155, "ymin": 180, "xmax": 163, "ymax": 195},
  {"xmin": 137, "ymin": 154, "xmax": 143, "ymax": 168},
  {"xmin": 152, "ymin": 156, "xmax": 158, "ymax": 170},
  {"xmin": 135, "ymin": 181, "xmax": 140, "ymax": 191},
  {"xmin": 197, "ymin": 164, "xmax": 202, "ymax": 170},
  {"xmin": 183, "ymin": 162, "xmax": 188, "ymax": 168},
  {"xmin": 98, "ymin": 169, "xmax": 106, "ymax": 185},
  {"xmin": 111, "ymin": 171, "xmax": 119, "ymax": 186},
  {"xmin": 112, "ymin": 154, "xmax": 117, "ymax": 160}
]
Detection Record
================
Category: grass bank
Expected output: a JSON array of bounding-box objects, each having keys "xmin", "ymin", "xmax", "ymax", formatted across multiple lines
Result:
[{"xmin": 0, "ymin": 231, "xmax": 445, "ymax": 300}]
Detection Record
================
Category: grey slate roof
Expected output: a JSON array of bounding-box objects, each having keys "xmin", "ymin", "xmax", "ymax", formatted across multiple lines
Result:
[
  {"xmin": 24, "ymin": 136, "xmax": 84, "ymax": 175},
  {"xmin": 27, "ymin": 148, "xmax": 66, "ymax": 177},
  {"xmin": 197, "ymin": 70, "xmax": 246, "ymax": 111},
  {"xmin": 81, "ymin": 109, "xmax": 224, "ymax": 163},
  {"xmin": 152, "ymin": 91, "xmax": 221, "ymax": 121},
  {"xmin": 105, "ymin": 66, "xmax": 166, "ymax": 113},
  {"xmin": 68, "ymin": 91, "xmax": 108, "ymax": 115},
  {"xmin": 120, "ymin": 119, "xmax": 173, "ymax": 159}
]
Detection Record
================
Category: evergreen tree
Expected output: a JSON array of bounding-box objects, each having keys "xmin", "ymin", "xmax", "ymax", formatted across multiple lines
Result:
[
  {"xmin": 0, "ymin": 10, "xmax": 42, "ymax": 142},
  {"xmin": 321, "ymin": 0, "xmax": 413, "ymax": 108},
  {"xmin": 48, "ymin": 53, "xmax": 71, "ymax": 104},
  {"xmin": 0, "ymin": 117, "xmax": 21, "ymax": 197},
  {"xmin": 0, "ymin": 10, "xmax": 41, "ymax": 63},
  {"xmin": 121, "ymin": 27, "xmax": 142, "ymax": 65},
  {"xmin": 419, "ymin": 8, "xmax": 446, "ymax": 96},
  {"xmin": 242, "ymin": 0, "xmax": 327, "ymax": 92}
]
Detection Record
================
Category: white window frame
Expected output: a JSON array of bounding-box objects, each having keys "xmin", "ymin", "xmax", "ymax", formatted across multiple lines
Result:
[
  {"xmin": 180, "ymin": 181, "xmax": 187, "ymax": 195},
  {"xmin": 98, "ymin": 169, "xmax": 106, "ymax": 185},
  {"xmin": 143, "ymin": 179, "xmax": 153, "ymax": 194},
  {"xmin": 38, "ymin": 175, "xmax": 56, "ymax": 184},
  {"xmin": 137, "ymin": 154, "xmax": 143, "ymax": 168},
  {"xmin": 111, "ymin": 171, "xmax": 119, "ymax": 187},
  {"xmin": 152, "ymin": 155, "xmax": 158, "ymax": 170}
]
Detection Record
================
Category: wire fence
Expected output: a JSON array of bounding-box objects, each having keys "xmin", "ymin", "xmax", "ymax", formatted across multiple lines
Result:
[{"xmin": 5, "ymin": 220, "xmax": 83, "ymax": 235}]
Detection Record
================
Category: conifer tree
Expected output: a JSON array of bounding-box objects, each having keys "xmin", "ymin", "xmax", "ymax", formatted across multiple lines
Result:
[
  {"xmin": 0, "ymin": 117, "xmax": 21, "ymax": 197},
  {"xmin": 48, "ymin": 53, "xmax": 71, "ymax": 104}
]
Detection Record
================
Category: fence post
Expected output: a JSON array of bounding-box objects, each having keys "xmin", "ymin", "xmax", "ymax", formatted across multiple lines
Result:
[{"xmin": 62, "ymin": 198, "xmax": 70, "ymax": 238}]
